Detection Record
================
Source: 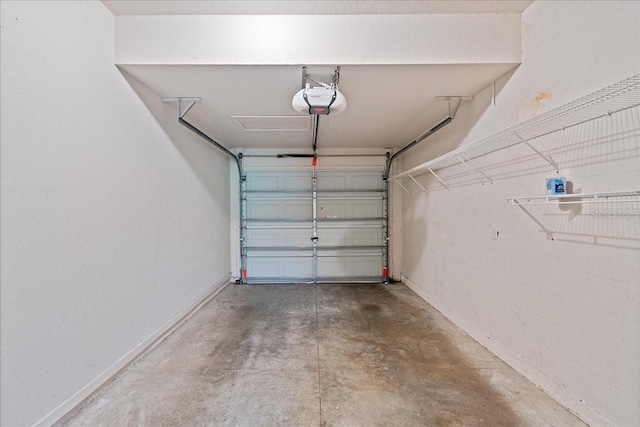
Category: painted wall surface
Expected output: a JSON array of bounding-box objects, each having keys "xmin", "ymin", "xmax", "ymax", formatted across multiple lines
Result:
[
  {"xmin": 398, "ymin": 1, "xmax": 639, "ymax": 426},
  {"xmin": 114, "ymin": 14, "xmax": 521, "ymax": 65},
  {"xmin": 0, "ymin": 2, "xmax": 231, "ymax": 425}
]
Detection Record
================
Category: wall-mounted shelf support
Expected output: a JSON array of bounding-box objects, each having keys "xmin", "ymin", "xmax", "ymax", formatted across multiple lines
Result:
[
  {"xmin": 513, "ymin": 131, "xmax": 559, "ymax": 171},
  {"xmin": 507, "ymin": 190, "xmax": 640, "ymax": 240},
  {"xmin": 492, "ymin": 81, "xmax": 496, "ymax": 106},
  {"xmin": 408, "ymin": 174, "xmax": 428, "ymax": 193},
  {"xmin": 394, "ymin": 180, "xmax": 411, "ymax": 195},
  {"xmin": 162, "ymin": 97, "xmax": 201, "ymax": 119},
  {"xmin": 427, "ymin": 167, "xmax": 450, "ymax": 190},
  {"xmin": 392, "ymin": 159, "xmax": 453, "ymax": 194},
  {"xmin": 388, "ymin": 75, "xmax": 640, "ymax": 191},
  {"xmin": 511, "ymin": 199, "xmax": 555, "ymax": 240},
  {"xmin": 456, "ymin": 153, "xmax": 492, "ymax": 185},
  {"xmin": 449, "ymin": 97, "xmax": 463, "ymax": 119},
  {"xmin": 506, "ymin": 190, "xmax": 640, "ymax": 206},
  {"xmin": 435, "ymin": 96, "xmax": 473, "ymax": 120}
]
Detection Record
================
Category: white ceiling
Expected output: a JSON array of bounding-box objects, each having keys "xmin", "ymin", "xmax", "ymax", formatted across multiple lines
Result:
[
  {"xmin": 103, "ymin": 1, "xmax": 532, "ymax": 16},
  {"xmin": 121, "ymin": 63, "xmax": 517, "ymax": 150}
]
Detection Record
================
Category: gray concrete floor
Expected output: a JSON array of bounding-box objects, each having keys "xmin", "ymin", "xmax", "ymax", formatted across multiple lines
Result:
[{"xmin": 65, "ymin": 283, "xmax": 585, "ymax": 426}]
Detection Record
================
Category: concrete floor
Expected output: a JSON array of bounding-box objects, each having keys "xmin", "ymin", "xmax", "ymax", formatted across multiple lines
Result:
[{"xmin": 65, "ymin": 283, "xmax": 585, "ymax": 426}]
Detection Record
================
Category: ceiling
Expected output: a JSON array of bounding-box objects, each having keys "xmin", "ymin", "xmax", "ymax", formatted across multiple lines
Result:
[
  {"xmin": 111, "ymin": 1, "xmax": 526, "ymax": 151},
  {"xmin": 121, "ymin": 63, "xmax": 517, "ymax": 150},
  {"xmin": 103, "ymin": 1, "xmax": 532, "ymax": 16}
]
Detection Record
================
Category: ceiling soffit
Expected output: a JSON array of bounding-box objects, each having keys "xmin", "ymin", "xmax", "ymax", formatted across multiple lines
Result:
[{"xmin": 102, "ymin": 1, "xmax": 533, "ymax": 16}]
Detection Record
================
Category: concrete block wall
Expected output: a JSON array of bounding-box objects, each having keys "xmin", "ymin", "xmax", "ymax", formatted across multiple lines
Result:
[
  {"xmin": 0, "ymin": 2, "xmax": 231, "ymax": 425},
  {"xmin": 397, "ymin": 2, "xmax": 639, "ymax": 426}
]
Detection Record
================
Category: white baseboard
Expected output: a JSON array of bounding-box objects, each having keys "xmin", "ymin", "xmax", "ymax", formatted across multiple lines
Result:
[
  {"xmin": 399, "ymin": 273, "xmax": 608, "ymax": 427},
  {"xmin": 35, "ymin": 274, "xmax": 232, "ymax": 427}
]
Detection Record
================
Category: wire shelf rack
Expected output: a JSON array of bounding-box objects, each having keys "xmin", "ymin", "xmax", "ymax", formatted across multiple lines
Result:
[
  {"xmin": 506, "ymin": 190, "xmax": 640, "ymax": 206},
  {"xmin": 388, "ymin": 74, "xmax": 640, "ymax": 188}
]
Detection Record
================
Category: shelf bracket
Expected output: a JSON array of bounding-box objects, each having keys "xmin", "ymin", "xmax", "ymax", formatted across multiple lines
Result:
[
  {"xmin": 506, "ymin": 190, "xmax": 640, "ymax": 205},
  {"xmin": 449, "ymin": 97, "xmax": 463, "ymax": 119},
  {"xmin": 492, "ymin": 81, "xmax": 496, "ymax": 106},
  {"xmin": 463, "ymin": 153, "xmax": 493, "ymax": 184},
  {"xmin": 301, "ymin": 66, "xmax": 308, "ymax": 89},
  {"xmin": 456, "ymin": 154, "xmax": 492, "ymax": 185},
  {"xmin": 393, "ymin": 179, "xmax": 411, "ymax": 195},
  {"xmin": 427, "ymin": 167, "xmax": 450, "ymax": 191},
  {"xmin": 513, "ymin": 131, "xmax": 559, "ymax": 171},
  {"xmin": 162, "ymin": 97, "xmax": 201, "ymax": 119},
  {"xmin": 408, "ymin": 174, "xmax": 428, "ymax": 193},
  {"xmin": 511, "ymin": 198, "xmax": 554, "ymax": 240}
]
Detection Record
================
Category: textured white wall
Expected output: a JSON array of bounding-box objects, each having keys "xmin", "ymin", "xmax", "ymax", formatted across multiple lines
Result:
[
  {"xmin": 114, "ymin": 13, "xmax": 521, "ymax": 65},
  {"xmin": 0, "ymin": 2, "xmax": 231, "ymax": 425},
  {"xmin": 398, "ymin": 1, "xmax": 639, "ymax": 426}
]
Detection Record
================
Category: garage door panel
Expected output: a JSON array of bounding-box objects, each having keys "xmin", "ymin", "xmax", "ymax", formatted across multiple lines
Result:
[
  {"xmin": 247, "ymin": 229, "xmax": 311, "ymax": 247},
  {"xmin": 248, "ymin": 259, "xmax": 281, "ymax": 277},
  {"xmin": 284, "ymin": 231, "xmax": 313, "ymax": 247},
  {"xmin": 351, "ymin": 229, "xmax": 384, "ymax": 246},
  {"xmin": 248, "ymin": 200, "xmax": 312, "ymax": 220},
  {"xmin": 316, "ymin": 171, "xmax": 382, "ymax": 191},
  {"xmin": 283, "ymin": 203, "xmax": 311, "ymax": 219},
  {"xmin": 284, "ymin": 259, "xmax": 313, "ymax": 277},
  {"xmin": 246, "ymin": 230, "xmax": 281, "ymax": 247},
  {"xmin": 317, "ymin": 228, "xmax": 383, "ymax": 246},
  {"xmin": 351, "ymin": 202, "xmax": 382, "ymax": 218},
  {"xmin": 247, "ymin": 256, "xmax": 312, "ymax": 278},
  {"xmin": 351, "ymin": 174, "xmax": 382, "ymax": 190},
  {"xmin": 350, "ymin": 258, "xmax": 382, "ymax": 276},
  {"xmin": 248, "ymin": 203, "xmax": 279, "ymax": 219},
  {"xmin": 316, "ymin": 229, "xmax": 346, "ymax": 247},
  {"xmin": 317, "ymin": 200, "xmax": 381, "ymax": 219},
  {"xmin": 283, "ymin": 174, "xmax": 312, "ymax": 191},
  {"xmin": 317, "ymin": 259, "xmax": 344, "ymax": 277},
  {"xmin": 317, "ymin": 175, "xmax": 346, "ymax": 190},
  {"xmin": 243, "ymin": 169, "xmax": 385, "ymax": 283},
  {"xmin": 318, "ymin": 203, "xmax": 346, "ymax": 219},
  {"xmin": 247, "ymin": 171, "xmax": 312, "ymax": 191},
  {"xmin": 317, "ymin": 256, "xmax": 382, "ymax": 277},
  {"xmin": 247, "ymin": 174, "xmax": 279, "ymax": 191}
]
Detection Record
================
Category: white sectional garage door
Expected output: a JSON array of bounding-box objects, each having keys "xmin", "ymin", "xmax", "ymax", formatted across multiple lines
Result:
[{"xmin": 242, "ymin": 170, "xmax": 387, "ymax": 283}]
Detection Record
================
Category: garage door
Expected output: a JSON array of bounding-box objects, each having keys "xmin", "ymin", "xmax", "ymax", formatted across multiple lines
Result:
[{"xmin": 241, "ymin": 170, "xmax": 388, "ymax": 284}]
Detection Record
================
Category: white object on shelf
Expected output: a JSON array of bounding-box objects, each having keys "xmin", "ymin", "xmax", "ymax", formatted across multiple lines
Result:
[{"xmin": 545, "ymin": 176, "xmax": 566, "ymax": 195}]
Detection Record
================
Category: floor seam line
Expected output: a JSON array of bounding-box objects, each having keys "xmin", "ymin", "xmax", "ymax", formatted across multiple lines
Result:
[{"xmin": 315, "ymin": 284, "xmax": 322, "ymax": 426}]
